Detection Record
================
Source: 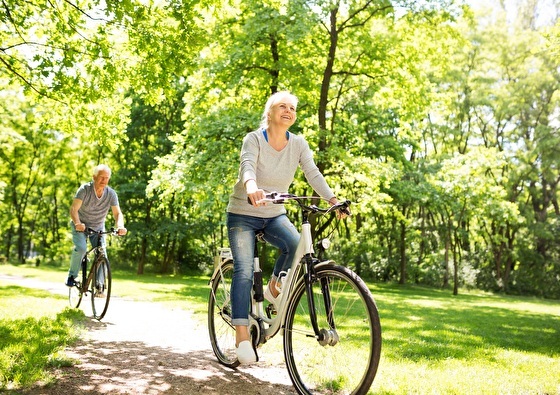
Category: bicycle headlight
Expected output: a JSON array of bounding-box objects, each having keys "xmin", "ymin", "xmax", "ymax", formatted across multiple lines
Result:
[{"xmin": 320, "ymin": 238, "xmax": 331, "ymax": 250}]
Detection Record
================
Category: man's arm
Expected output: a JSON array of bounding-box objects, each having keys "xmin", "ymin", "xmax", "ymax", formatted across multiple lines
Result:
[
  {"xmin": 111, "ymin": 205, "xmax": 127, "ymax": 235},
  {"xmin": 70, "ymin": 198, "xmax": 86, "ymax": 231}
]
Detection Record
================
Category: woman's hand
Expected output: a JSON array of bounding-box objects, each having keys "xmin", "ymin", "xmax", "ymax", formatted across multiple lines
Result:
[
  {"xmin": 329, "ymin": 197, "xmax": 351, "ymax": 219},
  {"xmin": 246, "ymin": 180, "xmax": 266, "ymax": 206}
]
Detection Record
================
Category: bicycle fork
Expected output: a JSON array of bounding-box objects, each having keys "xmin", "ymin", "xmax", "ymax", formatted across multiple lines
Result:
[{"xmin": 303, "ymin": 256, "xmax": 340, "ymax": 347}]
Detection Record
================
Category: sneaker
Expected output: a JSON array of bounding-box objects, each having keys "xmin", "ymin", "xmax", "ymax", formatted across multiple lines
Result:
[
  {"xmin": 236, "ymin": 340, "xmax": 257, "ymax": 364},
  {"xmin": 65, "ymin": 276, "xmax": 76, "ymax": 287},
  {"xmin": 264, "ymin": 282, "xmax": 281, "ymax": 306},
  {"xmin": 264, "ymin": 270, "xmax": 288, "ymax": 306}
]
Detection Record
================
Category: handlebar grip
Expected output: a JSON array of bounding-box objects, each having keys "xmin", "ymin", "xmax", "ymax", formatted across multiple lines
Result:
[
  {"xmin": 339, "ymin": 200, "xmax": 351, "ymax": 216},
  {"xmin": 247, "ymin": 192, "xmax": 279, "ymax": 205}
]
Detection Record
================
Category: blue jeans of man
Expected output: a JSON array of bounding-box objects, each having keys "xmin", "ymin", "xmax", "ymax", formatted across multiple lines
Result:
[
  {"xmin": 68, "ymin": 224, "xmax": 106, "ymax": 279},
  {"xmin": 227, "ymin": 213, "xmax": 300, "ymax": 326}
]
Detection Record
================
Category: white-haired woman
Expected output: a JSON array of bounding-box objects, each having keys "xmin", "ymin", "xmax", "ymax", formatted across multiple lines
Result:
[{"xmin": 226, "ymin": 91, "xmax": 341, "ymax": 364}]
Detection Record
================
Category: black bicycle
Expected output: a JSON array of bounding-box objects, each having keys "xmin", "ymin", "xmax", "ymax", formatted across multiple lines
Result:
[{"xmin": 68, "ymin": 228, "xmax": 118, "ymax": 320}]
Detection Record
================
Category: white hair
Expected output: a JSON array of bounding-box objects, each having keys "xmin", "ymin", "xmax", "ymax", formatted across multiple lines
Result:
[{"xmin": 93, "ymin": 164, "xmax": 112, "ymax": 177}]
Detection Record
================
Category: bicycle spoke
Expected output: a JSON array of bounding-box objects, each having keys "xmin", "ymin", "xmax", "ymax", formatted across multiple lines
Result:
[{"xmin": 284, "ymin": 264, "xmax": 381, "ymax": 395}]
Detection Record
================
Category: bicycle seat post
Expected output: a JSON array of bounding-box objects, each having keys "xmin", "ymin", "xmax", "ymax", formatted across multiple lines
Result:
[{"xmin": 252, "ymin": 232, "xmax": 264, "ymax": 304}]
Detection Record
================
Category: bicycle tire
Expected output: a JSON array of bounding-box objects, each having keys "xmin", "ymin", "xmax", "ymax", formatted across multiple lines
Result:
[
  {"xmin": 208, "ymin": 259, "xmax": 240, "ymax": 368},
  {"xmin": 91, "ymin": 255, "xmax": 112, "ymax": 320},
  {"xmin": 283, "ymin": 263, "xmax": 382, "ymax": 395},
  {"xmin": 68, "ymin": 264, "xmax": 83, "ymax": 309}
]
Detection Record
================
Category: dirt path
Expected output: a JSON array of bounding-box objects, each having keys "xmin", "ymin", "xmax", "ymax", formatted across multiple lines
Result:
[{"xmin": 1, "ymin": 274, "xmax": 297, "ymax": 395}]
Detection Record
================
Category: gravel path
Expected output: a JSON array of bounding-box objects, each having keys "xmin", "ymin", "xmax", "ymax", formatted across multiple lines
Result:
[{"xmin": 0, "ymin": 274, "xmax": 297, "ymax": 395}]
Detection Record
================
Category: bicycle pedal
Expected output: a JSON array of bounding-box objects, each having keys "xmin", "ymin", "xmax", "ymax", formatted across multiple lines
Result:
[{"xmin": 265, "ymin": 304, "xmax": 277, "ymax": 318}]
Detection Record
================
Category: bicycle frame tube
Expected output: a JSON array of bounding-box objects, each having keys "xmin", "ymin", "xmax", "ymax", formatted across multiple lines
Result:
[{"xmin": 257, "ymin": 221, "xmax": 324, "ymax": 340}]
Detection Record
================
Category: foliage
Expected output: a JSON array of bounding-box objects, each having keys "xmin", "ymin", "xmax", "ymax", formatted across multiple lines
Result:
[{"xmin": 0, "ymin": 0, "xmax": 559, "ymax": 297}]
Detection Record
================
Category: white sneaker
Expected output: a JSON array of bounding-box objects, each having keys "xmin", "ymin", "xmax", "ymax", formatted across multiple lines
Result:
[
  {"xmin": 236, "ymin": 340, "xmax": 257, "ymax": 364},
  {"xmin": 264, "ymin": 270, "xmax": 289, "ymax": 306},
  {"xmin": 264, "ymin": 283, "xmax": 280, "ymax": 306}
]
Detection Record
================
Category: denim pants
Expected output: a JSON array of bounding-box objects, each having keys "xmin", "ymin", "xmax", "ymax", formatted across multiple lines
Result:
[
  {"xmin": 68, "ymin": 224, "xmax": 106, "ymax": 279},
  {"xmin": 227, "ymin": 213, "xmax": 300, "ymax": 326}
]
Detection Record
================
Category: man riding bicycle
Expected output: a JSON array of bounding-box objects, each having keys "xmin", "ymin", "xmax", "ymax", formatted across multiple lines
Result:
[{"xmin": 65, "ymin": 164, "xmax": 127, "ymax": 290}]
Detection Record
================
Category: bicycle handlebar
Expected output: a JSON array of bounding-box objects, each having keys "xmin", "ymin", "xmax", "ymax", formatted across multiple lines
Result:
[
  {"xmin": 82, "ymin": 227, "xmax": 121, "ymax": 236},
  {"xmin": 254, "ymin": 192, "xmax": 351, "ymax": 216}
]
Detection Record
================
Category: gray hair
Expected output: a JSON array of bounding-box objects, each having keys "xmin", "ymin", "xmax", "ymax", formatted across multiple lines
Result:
[
  {"xmin": 258, "ymin": 91, "xmax": 298, "ymax": 131},
  {"xmin": 93, "ymin": 164, "xmax": 112, "ymax": 177}
]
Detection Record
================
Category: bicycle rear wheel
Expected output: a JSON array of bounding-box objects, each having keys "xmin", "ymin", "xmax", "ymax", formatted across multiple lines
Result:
[
  {"xmin": 208, "ymin": 259, "xmax": 240, "ymax": 368},
  {"xmin": 283, "ymin": 263, "xmax": 381, "ymax": 395},
  {"xmin": 68, "ymin": 280, "xmax": 83, "ymax": 309},
  {"xmin": 91, "ymin": 255, "xmax": 112, "ymax": 320}
]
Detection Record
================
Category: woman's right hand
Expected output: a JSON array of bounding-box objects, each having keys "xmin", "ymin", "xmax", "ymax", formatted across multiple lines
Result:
[{"xmin": 245, "ymin": 180, "xmax": 266, "ymax": 206}]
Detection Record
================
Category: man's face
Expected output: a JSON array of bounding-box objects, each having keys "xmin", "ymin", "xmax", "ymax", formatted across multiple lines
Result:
[{"xmin": 93, "ymin": 170, "xmax": 110, "ymax": 190}]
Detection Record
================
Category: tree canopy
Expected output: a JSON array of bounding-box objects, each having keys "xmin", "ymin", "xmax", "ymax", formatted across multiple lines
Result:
[{"xmin": 1, "ymin": 0, "xmax": 559, "ymax": 297}]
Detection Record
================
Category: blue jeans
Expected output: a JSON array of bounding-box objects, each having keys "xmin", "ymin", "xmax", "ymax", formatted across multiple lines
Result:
[
  {"xmin": 227, "ymin": 213, "xmax": 300, "ymax": 326},
  {"xmin": 68, "ymin": 224, "xmax": 106, "ymax": 279}
]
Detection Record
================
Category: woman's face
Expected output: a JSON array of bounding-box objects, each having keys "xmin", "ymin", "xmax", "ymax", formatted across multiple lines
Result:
[{"xmin": 268, "ymin": 96, "xmax": 297, "ymax": 127}]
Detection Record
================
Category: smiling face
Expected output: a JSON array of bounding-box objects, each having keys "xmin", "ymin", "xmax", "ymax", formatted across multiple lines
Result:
[
  {"xmin": 93, "ymin": 170, "xmax": 111, "ymax": 191},
  {"xmin": 268, "ymin": 94, "xmax": 297, "ymax": 128}
]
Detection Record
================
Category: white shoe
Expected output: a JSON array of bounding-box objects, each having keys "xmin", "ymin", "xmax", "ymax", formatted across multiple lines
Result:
[
  {"xmin": 264, "ymin": 283, "xmax": 280, "ymax": 306},
  {"xmin": 236, "ymin": 340, "xmax": 257, "ymax": 364},
  {"xmin": 264, "ymin": 271, "xmax": 289, "ymax": 306}
]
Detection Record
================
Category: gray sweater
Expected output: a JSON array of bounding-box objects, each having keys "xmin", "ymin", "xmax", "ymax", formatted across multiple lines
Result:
[{"xmin": 227, "ymin": 130, "xmax": 335, "ymax": 218}]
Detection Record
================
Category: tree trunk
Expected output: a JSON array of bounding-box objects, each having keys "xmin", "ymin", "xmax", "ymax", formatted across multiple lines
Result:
[{"xmin": 399, "ymin": 219, "xmax": 406, "ymax": 284}]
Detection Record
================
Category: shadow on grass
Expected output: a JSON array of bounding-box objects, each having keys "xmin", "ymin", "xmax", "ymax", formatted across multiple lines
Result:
[{"xmin": 372, "ymin": 284, "xmax": 560, "ymax": 361}]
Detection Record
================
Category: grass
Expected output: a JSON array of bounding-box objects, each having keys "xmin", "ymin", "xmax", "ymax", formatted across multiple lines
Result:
[
  {"xmin": 373, "ymin": 284, "xmax": 560, "ymax": 394},
  {"xmin": 1, "ymin": 263, "xmax": 559, "ymax": 394},
  {"xmin": 0, "ymin": 284, "xmax": 85, "ymax": 391}
]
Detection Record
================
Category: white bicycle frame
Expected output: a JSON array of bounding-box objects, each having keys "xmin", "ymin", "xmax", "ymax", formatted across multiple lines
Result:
[{"xmin": 210, "ymin": 217, "xmax": 334, "ymax": 342}]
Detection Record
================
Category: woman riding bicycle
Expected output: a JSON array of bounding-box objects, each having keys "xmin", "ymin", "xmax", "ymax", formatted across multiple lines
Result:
[{"xmin": 226, "ymin": 91, "xmax": 346, "ymax": 364}]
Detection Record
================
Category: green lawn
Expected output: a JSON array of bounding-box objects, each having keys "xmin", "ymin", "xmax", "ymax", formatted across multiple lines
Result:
[
  {"xmin": 1, "ymin": 263, "xmax": 559, "ymax": 394},
  {"xmin": 0, "ymin": 283, "xmax": 84, "ymax": 391}
]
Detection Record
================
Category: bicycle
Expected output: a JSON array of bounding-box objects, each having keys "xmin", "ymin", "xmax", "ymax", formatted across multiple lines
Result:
[
  {"xmin": 68, "ymin": 228, "xmax": 118, "ymax": 320},
  {"xmin": 208, "ymin": 193, "xmax": 382, "ymax": 395}
]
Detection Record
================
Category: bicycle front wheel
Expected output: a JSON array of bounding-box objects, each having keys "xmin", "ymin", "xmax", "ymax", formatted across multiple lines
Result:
[
  {"xmin": 68, "ymin": 273, "xmax": 83, "ymax": 309},
  {"xmin": 69, "ymin": 258, "xmax": 85, "ymax": 309},
  {"xmin": 283, "ymin": 263, "xmax": 381, "ymax": 395},
  {"xmin": 91, "ymin": 255, "xmax": 112, "ymax": 320},
  {"xmin": 208, "ymin": 259, "xmax": 240, "ymax": 368}
]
